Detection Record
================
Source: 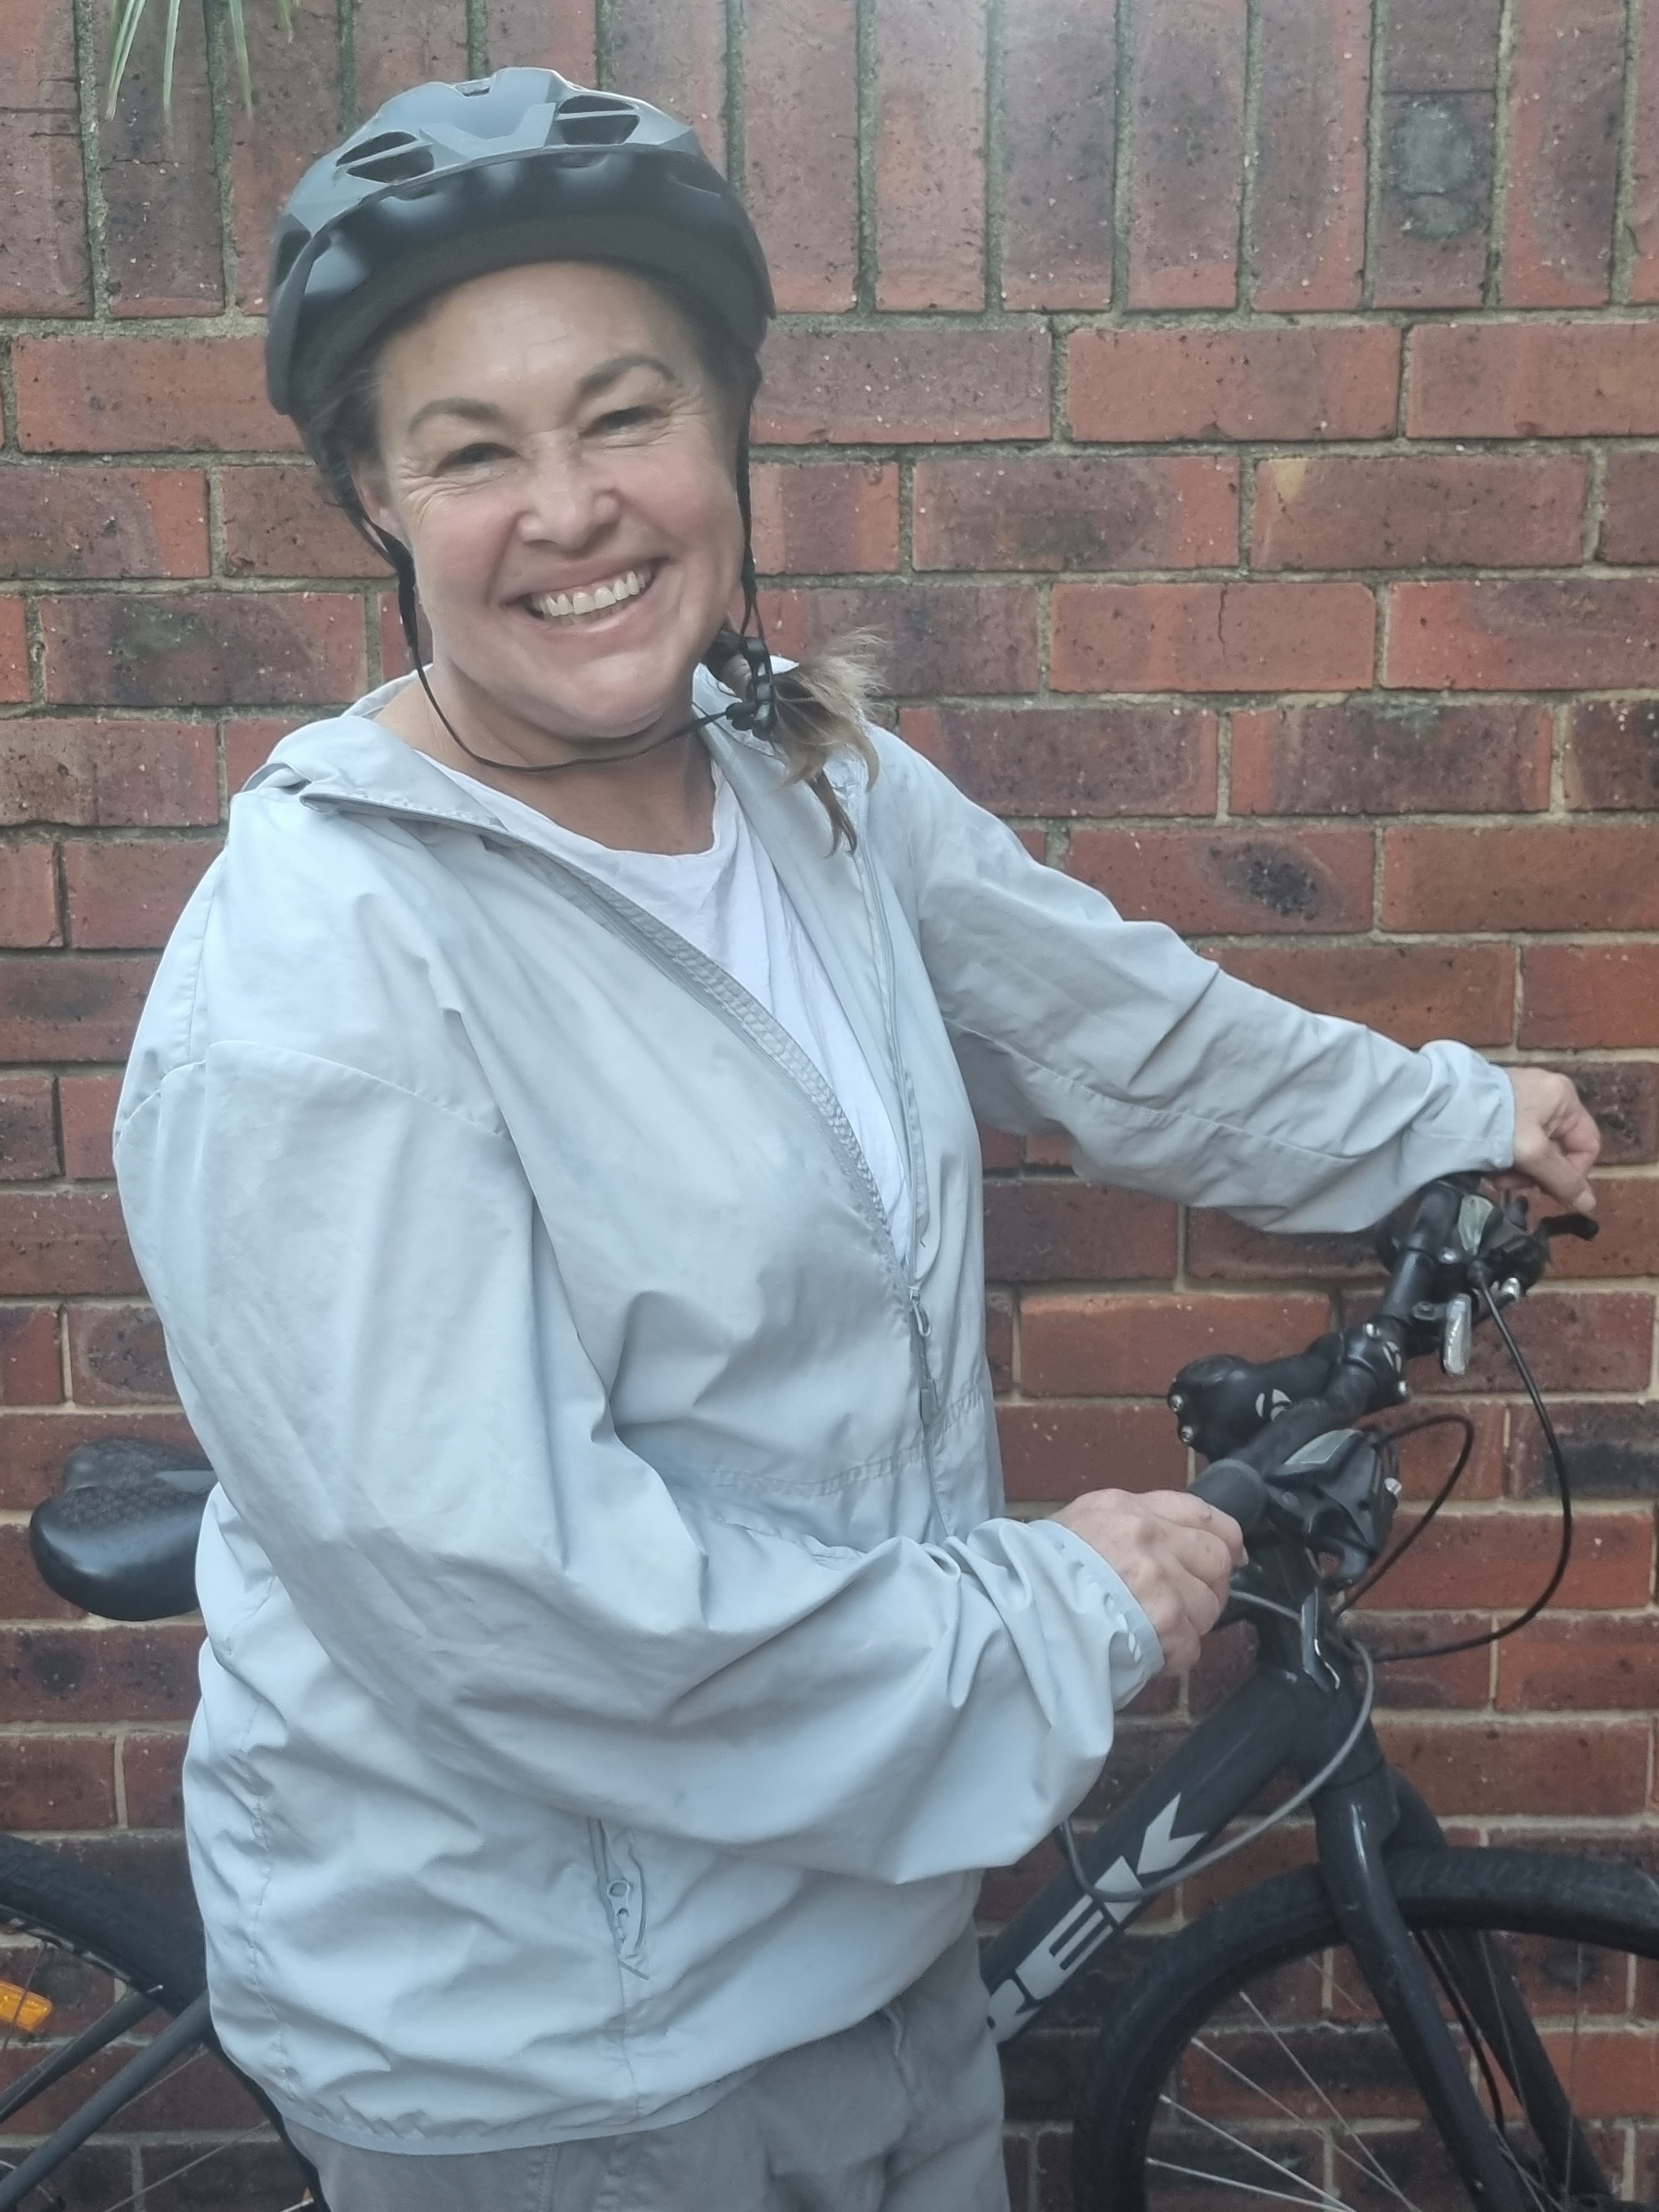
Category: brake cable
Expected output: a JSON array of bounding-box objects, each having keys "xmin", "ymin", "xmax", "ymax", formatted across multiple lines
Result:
[{"xmin": 1336, "ymin": 1412, "xmax": 1475, "ymax": 1616}]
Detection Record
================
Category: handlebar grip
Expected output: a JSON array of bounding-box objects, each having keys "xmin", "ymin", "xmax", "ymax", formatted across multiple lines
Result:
[{"xmin": 1191, "ymin": 1458, "xmax": 1267, "ymax": 1536}]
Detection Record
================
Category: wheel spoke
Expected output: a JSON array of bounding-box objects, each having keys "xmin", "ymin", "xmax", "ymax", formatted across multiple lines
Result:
[
  {"xmin": 1183, "ymin": 2030, "xmax": 1418, "ymax": 2210},
  {"xmin": 1155, "ymin": 2087, "xmax": 1395, "ymax": 2211},
  {"xmin": 1235, "ymin": 1989, "xmax": 1417, "ymax": 2209},
  {"xmin": 1147, "ymin": 2151, "xmax": 1369, "ymax": 2209}
]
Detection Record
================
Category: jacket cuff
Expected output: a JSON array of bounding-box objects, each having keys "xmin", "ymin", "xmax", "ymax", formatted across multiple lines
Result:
[{"xmin": 1021, "ymin": 1519, "xmax": 1166, "ymax": 1697}]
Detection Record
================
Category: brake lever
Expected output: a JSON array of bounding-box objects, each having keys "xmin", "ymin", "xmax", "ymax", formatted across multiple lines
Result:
[{"xmin": 1541, "ymin": 1214, "xmax": 1599, "ymax": 1244}]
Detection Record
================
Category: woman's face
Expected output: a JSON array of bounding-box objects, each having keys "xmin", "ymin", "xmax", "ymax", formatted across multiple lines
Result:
[{"xmin": 354, "ymin": 261, "xmax": 746, "ymax": 754}]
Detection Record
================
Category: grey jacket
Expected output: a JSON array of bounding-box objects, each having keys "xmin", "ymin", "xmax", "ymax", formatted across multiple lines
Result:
[{"xmin": 114, "ymin": 673, "xmax": 1515, "ymax": 2149}]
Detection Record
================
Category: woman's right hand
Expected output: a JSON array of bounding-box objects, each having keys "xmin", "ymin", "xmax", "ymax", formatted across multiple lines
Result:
[{"xmin": 1051, "ymin": 1488, "xmax": 1246, "ymax": 1674}]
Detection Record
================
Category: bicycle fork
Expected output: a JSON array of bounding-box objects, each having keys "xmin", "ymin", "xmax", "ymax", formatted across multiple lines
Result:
[{"xmin": 1314, "ymin": 1751, "xmax": 1612, "ymax": 2211}]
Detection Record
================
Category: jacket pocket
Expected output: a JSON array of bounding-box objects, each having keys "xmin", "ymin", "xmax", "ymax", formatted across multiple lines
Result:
[{"xmin": 590, "ymin": 1820, "xmax": 648, "ymax": 1978}]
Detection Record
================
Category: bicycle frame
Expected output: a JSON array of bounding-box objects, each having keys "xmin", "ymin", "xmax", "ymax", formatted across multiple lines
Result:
[{"xmin": 981, "ymin": 1542, "xmax": 1598, "ymax": 2212}]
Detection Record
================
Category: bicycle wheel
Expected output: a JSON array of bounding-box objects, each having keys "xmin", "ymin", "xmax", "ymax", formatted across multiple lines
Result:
[
  {"xmin": 1073, "ymin": 1847, "xmax": 1659, "ymax": 2212},
  {"xmin": 0, "ymin": 1832, "xmax": 312, "ymax": 2210}
]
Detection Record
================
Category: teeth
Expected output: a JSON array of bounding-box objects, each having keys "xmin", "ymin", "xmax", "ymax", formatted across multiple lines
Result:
[{"xmin": 529, "ymin": 567, "xmax": 652, "ymax": 624}]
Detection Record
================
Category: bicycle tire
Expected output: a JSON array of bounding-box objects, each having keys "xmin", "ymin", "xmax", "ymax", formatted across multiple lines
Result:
[
  {"xmin": 1073, "ymin": 1846, "xmax": 1659, "ymax": 2211},
  {"xmin": 0, "ymin": 1832, "xmax": 311, "ymax": 2210}
]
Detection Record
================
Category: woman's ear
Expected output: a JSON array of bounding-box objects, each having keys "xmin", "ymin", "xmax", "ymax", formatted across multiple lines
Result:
[{"xmin": 348, "ymin": 457, "xmax": 402, "ymax": 548}]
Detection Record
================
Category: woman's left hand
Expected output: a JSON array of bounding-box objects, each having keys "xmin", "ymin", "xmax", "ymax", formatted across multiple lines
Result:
[{"xmin": 1505, "ymin": 1068, "xmax": 1601, "ymax": 1215}]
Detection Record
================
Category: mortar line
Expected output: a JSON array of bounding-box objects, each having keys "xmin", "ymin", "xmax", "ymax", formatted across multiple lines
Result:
[
  {"xmin": 337, "ymin": 0, "xmax": 358, "ymax": 125},
  {"xmin": 465, "ymin": 0, "xmax": 489, "ymax": 76},
  {"xmin": 985, "ymin": 0, "xmax": 1007, "ymax": 312},
  {"xmin": 1111, "ymin": 0, "xmax": 1135, "ymax": 313},
  {"xmin": 1360, "ymin": 0, "xmax": 1388, "ymax": 309},
  {"xmin": 854, "ymin": 0, "xmax": 878, "ymax": 312},
  {"xmin": 1236, "ymin": 0, "xmax": 1264, "ymax": 312},
  {"xmin": 723, "ymin": 0, "xmax": 746, "ymax": 193},
  {"xmin": 69, "ymin": 0, "xmax": 114, "ymax": 321},
  {"xmin": 1613, "ymin": 0, "xmax": 1645, "ymax": 303},
  {"xmin": 1485, "ymin": 0, "xmax": 1519, "ymax": 307},
  {"xmin": 202, "ymin": 0, "xmax": 240, "ymax": 315}
]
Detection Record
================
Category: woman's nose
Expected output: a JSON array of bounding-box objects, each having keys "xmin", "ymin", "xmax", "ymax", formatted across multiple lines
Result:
[{"xmin": 517, "ymin": 446, "xmax": 620, "ymax": 547}]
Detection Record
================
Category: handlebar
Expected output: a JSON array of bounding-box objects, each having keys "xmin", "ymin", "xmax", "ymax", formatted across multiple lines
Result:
[{"xmin": 1177, "ymin": 1175, "xmax": 1596, "ymax": 1573}]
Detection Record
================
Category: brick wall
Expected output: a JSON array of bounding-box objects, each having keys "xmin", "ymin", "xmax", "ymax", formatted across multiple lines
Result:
[{"xmin": 3, "ymin": 0, "xmax": 1658, "ymax": 2197}]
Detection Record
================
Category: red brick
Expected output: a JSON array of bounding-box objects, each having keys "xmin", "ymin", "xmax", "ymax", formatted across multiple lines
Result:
[
  {"xmin": 486, "ymin": 0, "xmax": 595, "ymax": 77},
  {"xmin": 0, "ymin": 956, "xmax": 155, "ymax": 1063},
  {"xmin": 1373, "ymin": 93, "xmax": 1496, "ymax": 307},
  {"xmin": 1000, "ymin": 0, "xmax": 1116, "ymax": 310},
  {"xmin": 1500, "ymin": 0, "xmax": 1623, "ymax": 307},
  {"xmin": 1250, "ymin": 0, "xmax": 1369, "ymax": 309},
  {"xmin": 1508, "ymin": 1398, "xmax": 1659, "ymax": 1498},
  {"xmin": 1213, "ymin": 942, "xmax": 1516, "ymax": 1049},
  {"xmin": 0, "ymin": 1525, "xmax": 82, "ymax": 1619},
  {"xmin": 898, "ymin": 704, "xmax": 1217, "ymax": 819},
  {"xmin": 0, "ymin": 1627, "xmax": 202, "ymax": 1723},
  {"xmin": 0, "ymin": 0, "xmax": 90, "ymax": 314},
  {"xmin": 223, "ymin": 715, "xmax": 303, "ymax": 794},
  {"xmin": 0, "ymin": 1738, "xmax": 116, "ymax": 1831},
  {"xmin": 121, "ymin": 1733, "xmax": 188, "ymax": 1830},
  {"xmin": 1566, "ymin": 700, "xmax": 1659, "ymax": 809},
  {"xmin": 1021, "ymin": 1291, "xmax": 1330, "ymax": 1397},
  {"xmin": 59, "ymin": 1073, "xmax": 121, "ymax": 1182},
  {"xmin": 1537, "ymin": 1174, "xmax": 1659, "ymax": 1278},
  {"xmin": 1051, "ymin": 582, "xmax": 1375, "ymax": 695},
  {"xmin": 913, "ymin": 456, "xmax": 1238, "ymax": 573},
  {"xmin": 229, "ymin": 0, "xmax": 341, "ymax": 313},
  {"xmin": 1498, "ymin": 1615, "xmax": 1659, "ymax": 1711},
  {"xmin": 0, "ymin": 1192, "xmax": 142, "ymax": 1296},
  {"xmin": 0, "ymin": 844, "xmax": 60, "ymax": 949},
  {"xmin": 1629, "ymin": 0, "xmax": 1659, "ymax": 300},
  {"xmin": 985, "ymin": 1292, "xmax": 1013, "ymax": 1395},
  {"xmin": 1385, "ymin": 0, "xmax": 1504, "ymax": 89},
  {"xmin": 749, "ymin": 463, "xmax": 900, "ymax": 577},
  {"xmin": 63, "ymin": 838, "xmax": 219, "ymax": 951},
  {"xmin": 1551, "ymin": 1062, "xmax": 1659, "ymax": 1165},
  {"xmin": 760, "ymin": 584, "xmax": 1039, "ymax": 696},
  {"xmin": 353, "ymin": 0, "xmax": 467, "ymax": 108},
  {"xmin": 1599, "ymin": 451, "xmax": 1659, "ymax": 563},
  {"xmin": 0, "ymin": 1308, "xmax": 61, "ymax": 1407},
  {"xmin": 1385, "ymin": 578, "xmax": 1659, "ymax": 691},
  {"xmin": 978, "ymin": 1123, "xmax": 1021, "ymax": 1172},
  {"xmin": 1068, "ymin": 825, "xmax": 1373, "ymax": 936},
  {"xmin": 1370, "ymin": 1398, "xmax": 1507, "ymax": 1502},
  {"xmin": 0, "ymin": 467, "xmax": 209, "ymax": 583},
  {"xmin": 1435, "ymin": 1289, "xmax": 1654, "ymax": 1392},
  {"xmin": 40, "ymin": 592, "xmax": 365, "ymax": 709},
  {"xmin": 91, "ymin": 0, "xmax": 221, "ymax": 317},
  {"xmin": 1384, "ymin": 1505, "xmax": 1654, "ymax": 1609},
  {"xmin": 612, "ymin": 0, "xmax": 727, "ymax": 170},
  {"xmin": 0, "ymin": 1076, "xmax": 60, "ymax": 1181},
  {"xmin": 1522, "ymin": 944, "xmax": 1659, "ymax": 1047},
  {"xmin": 755, "ymin": 328, "xmax": 1050, "ymax": 444},
  {"xmin": 1377, "ymin": 1716, "xmax": 1649, "ymax": 1815},
  {"xmin": 1252, "ymin": 453, "xmax": 1587, "ymax": 572},
  {"xmin": 1231, "ymin": 701, "xmax": 1551, "ymax": 815},
  {"xmin": 1125, "ymin": 0, "xmax": 1246, "ymax": 308},
  {"xmin": 1328, "ymin": 1613, "xmax": 1494, "ymax": 1711},
  {"xmin": 1068, "ymin": 325, "xmax": 1400, "ymax": 442},
  {"xmin": 67, "ymin": 1304, "xmax": 176, "ymax": 1406},
  {"xmin": 0, "ymin": 600, "xmax": 27, "ymax": 705},
  {"xmin": 983, "ymin": 1183, "xmax": 1177, "ymax": 1283},
  {"xmin": 1382, "ymin": 824, "xmax": 1659, "ymax": 933},
  {"xmin": 1407, "ymin": 320, "xmax": 1659, "ymax": 436},
  {"xmin": 13, "ymin": 337, "xmax": 300, "ymax": 455},
  {"xmin": 743, "ymin": 0, "xmax": 857, "ymax": 311},
  {"xmin": 1187, "ymin": 1210, "xmax": 1424, "ymax": 1283},
  {"xmin": 873, "ymin": 0, "xmax": 985, "ymax": 308},
  {"xmin": 0, "ymin": 1410, "xmax": 197, "ymax": 1512},
  {"xmin": 221, "ymin": 465, "xmax": 382, "ymax": 580},
  {"xmin": 996, "ymin": 1401, "xmax": 1188, "ymax": 1502},
  {"xmin": 0, "ymin": 718, "xmax": 219, "ymax": 829}
]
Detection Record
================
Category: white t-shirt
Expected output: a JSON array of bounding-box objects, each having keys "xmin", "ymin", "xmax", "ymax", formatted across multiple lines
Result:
[{"xmin": 427, "ymin": 755, "xmax": 915, "ymax": 1260}]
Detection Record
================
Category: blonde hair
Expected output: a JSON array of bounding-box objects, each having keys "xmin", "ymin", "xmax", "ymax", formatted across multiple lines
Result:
[{"xmin": 702, "ymin": 628, "xmax": 883, "ymax": 850}]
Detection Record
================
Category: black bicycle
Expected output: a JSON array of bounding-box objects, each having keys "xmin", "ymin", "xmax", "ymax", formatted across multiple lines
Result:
[{"xmin": 0, "ymin": 1174, "xmax": 1651, "ymax": 2210}]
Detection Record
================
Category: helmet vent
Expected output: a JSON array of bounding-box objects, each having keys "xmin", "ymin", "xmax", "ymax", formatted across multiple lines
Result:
[
  {"xmin": 554, "ymin": 94, "xmax": 640, "ymax": 146},
  {"xmin": 339, "ymin": 131, "xmax": 436, "ymax": 184}
]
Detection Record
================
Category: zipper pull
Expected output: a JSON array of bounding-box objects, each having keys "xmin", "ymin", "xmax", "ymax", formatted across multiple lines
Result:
[{"xmin": 909, "ymin": 1289, "xmax": 940, "ymax": 1426}]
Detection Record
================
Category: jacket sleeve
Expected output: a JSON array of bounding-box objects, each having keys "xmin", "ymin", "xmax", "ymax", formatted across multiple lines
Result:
[
  {"xmin": 117, "ymin": 1040, "xmax": 1159, "ymax": 1885},
  {"xmin": 864, "ymin": 734, "xmax": 1516, "ymax": 1232}
]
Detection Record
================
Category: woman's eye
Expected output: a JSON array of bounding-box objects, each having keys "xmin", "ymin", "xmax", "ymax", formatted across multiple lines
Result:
[
  {"xmin": 442, "ymin": 442, "xmax": 508, "ymax": 470},
  {"xmin": 591, "ymin": 406, "xmax": 656, "ymax": 435}
]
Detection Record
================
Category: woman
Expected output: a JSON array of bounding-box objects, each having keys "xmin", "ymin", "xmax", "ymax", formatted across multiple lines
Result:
[{"xmin": 115, "ymin": 67, "xmax": 1599, "ymax": 2212}]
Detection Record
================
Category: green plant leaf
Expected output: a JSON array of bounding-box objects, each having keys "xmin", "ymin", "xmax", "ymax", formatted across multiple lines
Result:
[{"xmin": 104, "ymin": 0, "xmax": 296, "ymax": 122}]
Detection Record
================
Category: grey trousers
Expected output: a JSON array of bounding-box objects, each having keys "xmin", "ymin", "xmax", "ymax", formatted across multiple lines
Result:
[{"xmin": 285, "ymin": 1926, "xmax": 1009, "ymax": 2212}]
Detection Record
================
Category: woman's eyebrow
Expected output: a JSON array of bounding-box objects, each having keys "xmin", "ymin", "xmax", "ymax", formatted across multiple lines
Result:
[
  {"xmin": 405, "ymin": 395, "xmax": 511, "ymax": 438},
  {"xmin": 404, "ymin": 354, "xmax": 679, "ymax": 441}
]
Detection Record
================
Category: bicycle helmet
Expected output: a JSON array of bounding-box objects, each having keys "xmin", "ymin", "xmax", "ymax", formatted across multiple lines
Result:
[{"xmin": 264, "ymin": 69, "xmax": 774, "ymax": 432}]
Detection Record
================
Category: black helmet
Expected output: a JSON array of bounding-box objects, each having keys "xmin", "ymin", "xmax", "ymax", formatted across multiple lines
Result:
[{"xmin": 265, "ymin": 69, "xmax": 774, "ymax": 431}]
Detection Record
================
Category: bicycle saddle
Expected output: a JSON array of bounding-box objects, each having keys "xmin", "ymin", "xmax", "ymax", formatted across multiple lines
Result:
[{"xmin": 30, "ymin": 1438, "xmax": 215, "ymax": 1622}]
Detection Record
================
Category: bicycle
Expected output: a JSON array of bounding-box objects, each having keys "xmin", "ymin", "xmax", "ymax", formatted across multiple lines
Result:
[{"xmin": 0, "ymin": 1173, "xmax": 1649, "ymax": 2209}]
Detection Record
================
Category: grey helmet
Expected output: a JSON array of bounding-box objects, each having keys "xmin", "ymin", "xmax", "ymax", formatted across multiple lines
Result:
[{"xmin": 264, "ymin": 69, "xmax": 775, "ymax": 431}]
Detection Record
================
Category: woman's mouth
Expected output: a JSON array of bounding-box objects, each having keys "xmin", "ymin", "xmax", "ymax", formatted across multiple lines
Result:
[{"xmin": 520, "ymin": 565, "xmax": 658, "ymax": 627}]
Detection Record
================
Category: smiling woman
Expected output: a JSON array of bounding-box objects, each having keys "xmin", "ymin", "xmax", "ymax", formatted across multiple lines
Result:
[{"xmin": 107, "ymin": 60, "xmax": 1594, "ymax": 2212}]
